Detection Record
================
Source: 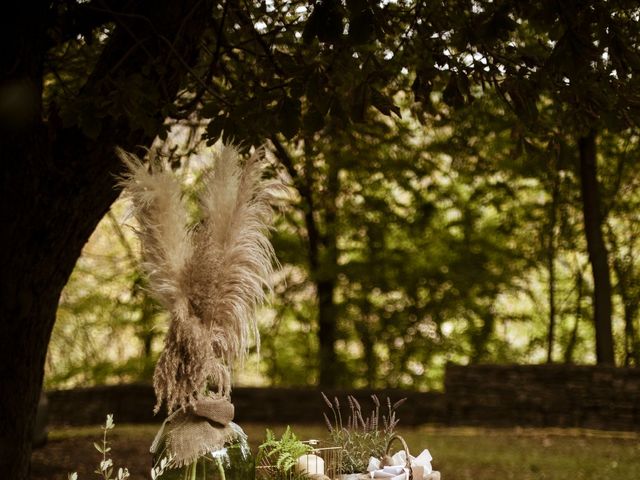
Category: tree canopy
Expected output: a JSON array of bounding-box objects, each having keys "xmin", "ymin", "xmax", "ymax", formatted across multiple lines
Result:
[{"xmin": 2, "ymin": 1, "xmax": 640, "ymax": 478}]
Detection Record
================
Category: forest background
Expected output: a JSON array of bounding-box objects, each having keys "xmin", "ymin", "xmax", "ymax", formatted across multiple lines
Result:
[
  {"xmin": 44, "ymin": 0, "xmax": 640, "ymax": 393},
  {"xmin": 7, "ymin": 2, "xmax": 640, "ymax": 478}
]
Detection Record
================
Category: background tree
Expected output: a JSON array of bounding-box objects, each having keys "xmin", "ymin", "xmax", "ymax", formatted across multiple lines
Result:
[
  {"xmin": 0, "ymin": 2, "xmax": 213, "ymax": 477},
  {"xmin": 408, "ymin": 0, "xmax": 640, "ymax": 364},
  {"xmin": 46, "ymin": 207, "xmax": 164, "ymax": 388}
]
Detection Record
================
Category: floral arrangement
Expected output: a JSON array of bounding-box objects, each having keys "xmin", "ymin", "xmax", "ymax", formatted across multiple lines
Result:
[
  {"xmin": 119, "ymin": 145, "xmax": 282, "ymax": 414},
  {"xmin": 321, "ymin": 394, "xmax": 405, "ymax": 474},
  {"xmin": 119, "ymin": 144, "xmax": 284, "ymax": 475}
]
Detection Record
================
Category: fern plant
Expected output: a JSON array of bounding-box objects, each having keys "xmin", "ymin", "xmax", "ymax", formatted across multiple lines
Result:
[{"xmin": 257, "ymin": 427, "xmax": 312, "ymax": 480}]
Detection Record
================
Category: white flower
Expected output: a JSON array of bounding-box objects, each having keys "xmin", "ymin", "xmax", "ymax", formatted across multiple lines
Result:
[
  {"xmin": 100, "ymin": 458, "xmax": 113, "ymax": 471},
  {"xmin": 105, "ymin": 414, "xmax": 115, "ymax": 430},
  {"xmin": 151, "ymin": 453, "xmax": 173, "ymax": 479},
  {"xmin": 68, "ymin": 474, "xmax": 78, "ymax": 480}
]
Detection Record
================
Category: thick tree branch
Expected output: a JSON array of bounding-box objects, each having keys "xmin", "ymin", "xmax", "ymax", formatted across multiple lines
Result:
[
  {"xmin": 0, "ymin": 2, "xmax": 214, "ymax": 478},
  {"xmin": 270, "ymin": 135, "xmax": 320, "ymax": 271},
  {"xmin": 49, "ymin": 0, "xmax": 129, "ymax": 45}
]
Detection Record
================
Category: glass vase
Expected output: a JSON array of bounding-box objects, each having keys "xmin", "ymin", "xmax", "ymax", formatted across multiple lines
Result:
[{"xmin": 152, "ymin": 423, "xmax": 254, "ymax": 480}]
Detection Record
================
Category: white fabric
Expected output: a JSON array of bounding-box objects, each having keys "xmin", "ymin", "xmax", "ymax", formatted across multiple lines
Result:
[{"xmin": 367, "ymin": 449, "xmax": 433, "ymax": 480}]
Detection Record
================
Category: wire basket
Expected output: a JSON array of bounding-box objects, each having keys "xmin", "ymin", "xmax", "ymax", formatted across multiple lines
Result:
[{"xmin": 256, "ymin": 439, "xmax": 343, "ymax": 480}]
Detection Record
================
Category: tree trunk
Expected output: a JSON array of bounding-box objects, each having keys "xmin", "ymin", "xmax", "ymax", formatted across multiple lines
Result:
[
  {"xmin": 0, "ymin": 2, "xmax": 211, "ymax": 477},
  {"xmin": 622, "ymin": 302, "xmax": 639, "ymax": 366},
  {"xmin": 271, "ymin": 137, "xmax": 340, "ymax": 387},
  {"xmin": 317, "ymin": 276, "xmax": 338, "ymax": 386},
  {"xmin": 608, "ymin": 227, "xmax": 640, "ymax": 367},
  {"xmin": 546, "ymin": 166, "xmax": 560, "ymax": 363},
  {"xmin": 564, "ymin": 267, "xmax": 583, "ymax": 363},
  {"xmin": 578, "ymin": 130, "xmax": 615, "ymax": 365},
  {"xmin": 0, "ymin": 5, "xmax": 50, "ymax": 475},
  {"xmin": 357, "ymin": 226, "xmax": 382, "ymax": 388},
  {"xmin": 318, "ymin": 153, "xmax": 340, "ymax": 387},
  {"xmin": 271, "ymin": 136, "xmax": 338, "ymax": 386},
  {"xmin": 612, "ymin": 255, "xmax": 639, "ymax": 366},
  {"xmin": 546, "ymin": 249, "xmax": 557, "ymax": 363},
  {"xmin": 356, "ymin": 303, "xmax": 377, "ymax": 388},
  {"xmin": 470, "ymin": 311, "xmax": 495, "ymax": 363}
]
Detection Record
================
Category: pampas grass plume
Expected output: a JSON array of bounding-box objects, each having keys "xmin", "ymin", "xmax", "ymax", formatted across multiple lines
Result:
[{"xmin": 119, "ymin": 145, "xmax": 283, "ymax": 413}]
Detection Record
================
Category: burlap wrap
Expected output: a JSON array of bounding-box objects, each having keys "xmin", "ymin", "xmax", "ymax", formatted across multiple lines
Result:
[{"xmin": 150, "ymin": 397, "xmax": 237, "ymax": 467}]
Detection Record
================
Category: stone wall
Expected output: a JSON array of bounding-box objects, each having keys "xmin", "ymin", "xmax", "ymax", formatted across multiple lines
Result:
[
  {"xmin": 47, "ymin": 385, "xmax": 446, "ymax": 427},
  {"xmin": 444, "ymin": 363, "xmax": 640, "ymax": 431},
  {"xmin": 47, "ymin": 364, "xmax": 640, "ymax": 431},
  {"xmin": 48, "ymin": 383, "xmax": 157, "ymax": 426},
  {"xmin": 231, "ymin": 387, "xmax": 447, "ymax": 425}
]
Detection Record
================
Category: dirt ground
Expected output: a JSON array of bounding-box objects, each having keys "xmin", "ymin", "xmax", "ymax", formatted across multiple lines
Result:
[
  {"xmin": 30, "ymin": 423, "xmax": 324, "ymax": 480},
  {"xmin": 30, "ymin": 423, "xmax": 640, "ymax": 480},
  {"xmin": 29, "ymin": 423, "xmax": 281, "ymax": 480},
  {"xmin": 31, "ymin": 427, "xmax": 158, "ymax": 480}
]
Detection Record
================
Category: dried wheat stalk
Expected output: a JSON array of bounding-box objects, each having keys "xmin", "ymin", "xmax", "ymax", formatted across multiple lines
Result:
[{"xmin": 119, "ymin": 145, "xmax": 283, "ymax": 413}]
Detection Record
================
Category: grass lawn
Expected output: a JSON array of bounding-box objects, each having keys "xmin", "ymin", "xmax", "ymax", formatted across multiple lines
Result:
[{"xmin": 32, "ymin": 423, "xmax": 640, "ymax": 480}]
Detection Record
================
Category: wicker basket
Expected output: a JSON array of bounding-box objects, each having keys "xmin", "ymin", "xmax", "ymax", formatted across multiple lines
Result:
[{"xmin": 382, "ymin": 435, "xmax": 413, "ymax": 480}]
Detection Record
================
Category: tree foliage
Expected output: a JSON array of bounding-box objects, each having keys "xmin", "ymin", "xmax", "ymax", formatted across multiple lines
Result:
[
  {"xmin": 5, "ymin": 1, "xmax": 640, "ymax": 475},
  {"xmin": 45, "ymin": 0, "xmax": 640, "ymax": 392}
]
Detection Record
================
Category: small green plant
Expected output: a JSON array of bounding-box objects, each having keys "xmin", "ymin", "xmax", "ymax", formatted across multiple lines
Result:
[
  {"xmin": 257, "ymin": 426, "xmax": 313, "ymax": 480},
  {"xmin": 68, "ymin": 414, "xmax": 130, "ymax": 480},
  {"xmin": 322, "ymin": 394, "xmax": 405, "ymax": 474},
  {"xmin": 150, "ymin": 454, "xmax": 173, "ymax": 480},
  {"xmin": 67, "ymin": 413, "xmax": 176, "ymax": 480}
]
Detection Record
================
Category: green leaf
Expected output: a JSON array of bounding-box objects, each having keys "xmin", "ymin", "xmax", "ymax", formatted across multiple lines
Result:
[
  {"xmin": 412, "ymin": 72, "xmax": 433, "ymax": 103},
  {"xmin": 78, "ymin": 110, "xmax": 102, "ymax": 140},
  {"xmin": 442, "ymin": 74, "xmax": 465, "ymax": 108},
  {"xmin": 548, "ymin": 21, "xmax": 564, "ymax": 41},
  {"xmin": 278, "ymin": 98, "xmax": 301, "ymax": 139},
  {"xmin": 350, "ymin": 82, "xmax": 369, "ymax": 122},
  {"xmin": 348, "ymin": 8, "xmax": 376, "ymax": 45},
  {"xmin": 371, "ymin": 89, "xmax": 400, "ymax": 117},
  {"xmin": 205, "ymin": 116, "xmax": 225, "ymax": 143},
  {"xmin": 303, "ymin": 107, "xmax": 326, "ymax": 135},
  {"xmin": 201, "ymin": 102, "xmax": 220, "ymax": 119},
  {"xmin": 314, "ymin": 0, "xmax": 344, "ymax": 44},
  {"xmin": 306, "ymin": 74, "xmax": 330, "ymax": 116}
]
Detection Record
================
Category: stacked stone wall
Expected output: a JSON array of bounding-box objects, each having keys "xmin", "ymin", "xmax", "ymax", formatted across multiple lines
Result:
[{"xmin": 47, "ymin": 364, "xmax": 640, "ymax": 431}]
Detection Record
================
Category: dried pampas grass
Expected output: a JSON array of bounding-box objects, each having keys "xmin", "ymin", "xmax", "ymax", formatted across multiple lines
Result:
[{"xmin": 119, "ymin": 145, "xmax": 283, "ymax": 413}]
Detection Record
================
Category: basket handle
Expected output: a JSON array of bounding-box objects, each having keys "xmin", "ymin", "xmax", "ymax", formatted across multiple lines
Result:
[{"xmin": 384, "ymin": 435, "xmax": 413, "ymax": 480}]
